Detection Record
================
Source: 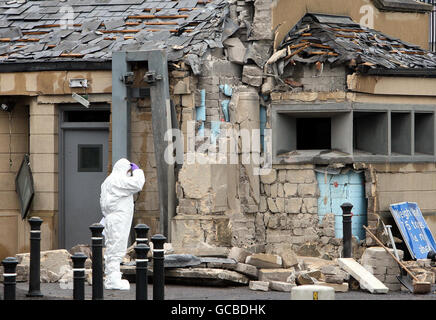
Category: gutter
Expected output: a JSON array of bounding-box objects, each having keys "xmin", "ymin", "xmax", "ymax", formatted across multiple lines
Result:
[
  {"xmin": 371, "ymin": 0, "xmax": 433, "ymax": 13},
  {"xmin": 359, "ymin": 67, "xmax": 436, "ymax": 78},
  {"xmin": 0, "ymin": 60, "xmax": 112, "ymax": 73}
]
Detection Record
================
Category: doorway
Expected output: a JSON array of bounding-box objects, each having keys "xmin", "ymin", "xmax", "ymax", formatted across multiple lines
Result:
[{"xmin": 59, "ymin": 105, "xmax": 110, "ymax": 250}]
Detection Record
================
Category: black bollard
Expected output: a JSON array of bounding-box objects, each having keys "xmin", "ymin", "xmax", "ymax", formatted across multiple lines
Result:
[
  {"xmin": 27, "ymin": 217, "xmax": 43, "ymax": 297},
  {"xmin": 72, "ymin": 253, "xmax": 87, "ymax": 300},
  {"xmin": 341, "ymin": 202, "xmax": 353, "ymax": 258},
  {"xmin": 89, "ymin": 223, "xmax": 104, "ymax": 300},
  {"xmin": 151, "ymin": 234, "xmax": 166, "ymax": 300},
  {"xmin": 134, "ymin": 224, "xmax": 150, "ymax": 245},
  {"xmin": 134, "ymin": 243, "xmax": 150, "ymax": 300},
  {"xmin": 2, "ymin": 257, "xmax": 18, "ymax": 300}
]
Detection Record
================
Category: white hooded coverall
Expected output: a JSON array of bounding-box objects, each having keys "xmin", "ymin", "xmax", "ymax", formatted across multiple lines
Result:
[{"xmin": 100, "ymin": 158, "xmax": 145, "ymax": 290}]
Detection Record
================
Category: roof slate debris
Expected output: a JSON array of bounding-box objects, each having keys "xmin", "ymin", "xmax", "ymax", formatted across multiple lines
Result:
[
  {"xmin": 271, "ymin": 13, "xmax": 436, "ymax": 77},
  {"xmin": 0, "ymin": 0, "xmax": 231, "ymax": 72}
]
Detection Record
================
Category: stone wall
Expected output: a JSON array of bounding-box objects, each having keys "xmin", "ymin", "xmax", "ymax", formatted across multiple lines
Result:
[{"xmin": 258, "ymin": 165, "xmax": 343, "ymax": 259}]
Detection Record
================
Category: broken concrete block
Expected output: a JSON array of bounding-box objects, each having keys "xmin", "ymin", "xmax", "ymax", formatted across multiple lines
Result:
[
  {"xmin": 297, "ymin": 256, "xmax": 336, "ymax": 271},
  {"xmin": 287, "ymin": 272, "xmax": 297, "ymax": 285},
  {"xmin": 16, "ymin": 249, "xmax": 72, "ymax": 276},
  {"xmin": 296, "ymin": 273, "xmax": 316, "ymax": 285},
  {"xmin": 249, "ymin": 280, "xmax": 269, "ymax": 291},
  {"xmin": 165, "ymin": 268, "xmax": 249, "ymax": 285},
  {"xmin": 246, "ymin": 253, "xmax": 282, "ymax": 269},
  {"xmin": 223, "ymin": 37, "xmax": 246, "ymax": 65},
  {"xmin": 69, "ymin": 245, "xmax": 92, "ymax": 259},
  {"xmin": 242, "ymin": 65, "xmax": 263, "ymax": 87},
  {"xmin": 296, "ymin": 270, "xmax": 322, "ymax": 285},
  {"xmin": 200, "ymin": 257, "xmax": 237, "ymax": 270},
  {"xmin": 281, "ymin": 251, "xmax": 298, "ymax": 269},
  {"xmin": 59, "ymin": 268, "xmax": 74, "ymax": 290},
  {"xmin": 172, "ymin": 243, "xmax": 230, "ymax": 258},
  {"xmin": 338, "ymin": 258, "xmax": 389, "ymax": 294},
  {"xmin": 316, "ymin": 281, "xmax": 349, "ymax": 292},
  {"xmin": 270, "ymin": 281, "xmax": 296, "ymax": 292},
  {"xmin": 324, "ymin": 274, "xmax": 345, "ymax": 284},
  {"xmin": 320, "ymin": 265, "xmax": 348, "ymax": 284},
  {"xmin": 86, "ymin": 270, "xmax": 92, "ymax": 286},
  {"xmin": 258, "ymin": 268, "xmax": 295, "ymax": 282},
  {"xmin": 413, "ymin": 269, "xmax": 435, "ymax": 283},
  {"xmin": 228, "ymin": 247, "xmax": 251, "ymax": 263},
  {"xmin": 417, "ymin": 259, "xmax": 432, "ymax": 268},
  {"xmin": 235, "ymin": 263, "xmax": 259, "ymax": 278},
  {"xmin": 85, "ymin": 258, "xmax": 92, "ymax": 269},
  {"xmin": 164, "ymin": 254, "xmax": 202, "ymax": 268},
  {"xmin": 16, "ymin": 264, "xmax": 29, "ymax": 282},
  {"xmin": 40, "ymin": 268, "xmax": 62, "ymax": 283}
]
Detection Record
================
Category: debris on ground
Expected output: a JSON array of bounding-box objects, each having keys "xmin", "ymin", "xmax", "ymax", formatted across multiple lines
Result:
[
  {"xmin": 3, "ymin": 249, "xmax": 74, "ymax": 284},
  {"xmin": 69, "ymin": 245, "xmax": 92, "ymax": 259},
  {"xmin": 338, "ymin": 257, "xmax": 389, "ymax": 294},
  {"xmin": 10, "ymin": 244, "xmax": 427, "ymax": 295},
  {"xmin": 249, "ymin": 280, "xmax": 269, "ymax": 292}
]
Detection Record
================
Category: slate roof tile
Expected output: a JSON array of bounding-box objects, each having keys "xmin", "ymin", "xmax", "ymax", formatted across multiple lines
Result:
[
  {"xmin": 0, "ymin": 0, "xmax": 228, "ymax": 74},
  {"xmin": 271, "ymin": 13, "xmax": 436, "ymax": 75}
]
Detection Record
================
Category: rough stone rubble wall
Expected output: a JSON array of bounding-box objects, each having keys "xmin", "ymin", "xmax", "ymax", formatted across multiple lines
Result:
[
  {"xmin": 170, "ymin": 0, "xmax": 356, "ymax": 257},
  {"xmin": 259, "ymin": 165, "xmax": 345, "ymax": 259},
  {"xmin": 170, "ymin": 0, "xmax": 401, "ymax": 258}
]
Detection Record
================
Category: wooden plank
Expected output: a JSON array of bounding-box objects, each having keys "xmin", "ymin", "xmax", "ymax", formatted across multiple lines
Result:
[{"xmin": 338, "ymin": 258, "xmax": 389, "ymax": 294}]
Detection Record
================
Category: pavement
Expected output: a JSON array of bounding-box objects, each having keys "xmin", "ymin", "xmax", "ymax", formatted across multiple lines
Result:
[{"xmin": 2, "ymin": 282, "xmax": 436, "ymax": 300}]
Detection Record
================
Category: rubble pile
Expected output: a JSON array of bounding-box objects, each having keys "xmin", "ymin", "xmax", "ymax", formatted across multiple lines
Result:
[
  {"xmin": 401, "ymin": 259, "xmax": 436, "ymax": 292},
  {"xmin": 0, "ymin": 247, "xmax": 93, "ymax": 287},
  {"xmin": 121, "ymin": 245, "xmax": 354, "ymax": 292},
  {"xmin": 3, "ymin": 244, "xmax": 433, "ymax": 295},
  {"xmin": 359, "ymin": 247, "xmax": 436, "ymax": 292}
]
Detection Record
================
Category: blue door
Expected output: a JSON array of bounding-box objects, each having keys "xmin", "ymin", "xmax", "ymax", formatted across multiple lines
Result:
[{"xmin": 316, "ymin": 170, "xmax": 367, "ymax": 240}]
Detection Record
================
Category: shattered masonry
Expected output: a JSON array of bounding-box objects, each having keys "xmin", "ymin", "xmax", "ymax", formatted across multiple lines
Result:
[{"xmin": 1, "ymin": 0, "xmax": 436, "ymax": 267}]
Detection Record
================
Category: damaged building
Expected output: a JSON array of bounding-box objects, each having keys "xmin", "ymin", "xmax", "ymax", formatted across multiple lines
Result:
[{"xmin": 0, "ymin": 0, "xmax": 436, "ymax": 272}]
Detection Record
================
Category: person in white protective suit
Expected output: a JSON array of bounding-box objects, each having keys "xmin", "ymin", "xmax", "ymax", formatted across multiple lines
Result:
[{"xmin": 99, "ymin": 158, "xmax": 145, "ymax": 290}]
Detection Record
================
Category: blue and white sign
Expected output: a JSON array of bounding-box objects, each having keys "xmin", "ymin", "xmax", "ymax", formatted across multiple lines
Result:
[{"xmin": 389, "ymin": 202, "xmax": 436, "ymax": 260}]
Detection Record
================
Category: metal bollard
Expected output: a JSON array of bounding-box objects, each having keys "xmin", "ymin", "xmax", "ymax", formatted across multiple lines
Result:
[
  {"xmin": 341, "ymin": 202, "xmax": 353, "ymax": 258},
  {"xmin": 72, "ymin": 253, "xmax": 87, "ymax": 300},
  {"xmin": 151, "ymin": 234, "xmax": 166, "ymax": 300},
  {"xmin": 134, "ymin": 243, "xmax": 150, "ymax": 300},
  {"xmin": 27, "ymin": 217, "xmax": 43, "ymax": 297},
  {"xmin": 134, "ymin": 224, "xmax": 150, "ymax": 245},
  {"xmin": 2, "ymin": 257, "xmax": 18, "ymax": 300},
  {"xmin": 89, "ymin": 223, "xmax": 104, "ymax": 300}
]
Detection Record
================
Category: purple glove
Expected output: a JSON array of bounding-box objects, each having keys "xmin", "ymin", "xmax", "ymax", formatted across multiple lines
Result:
[{"xmin": 130, "ymin": 163, "xmax": 139, "ymax": 171}]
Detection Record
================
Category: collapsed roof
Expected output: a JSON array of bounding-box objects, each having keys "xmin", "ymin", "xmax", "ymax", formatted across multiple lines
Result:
[
  {"xmin": 0, "ymin": 0, "xmax": 236, "ymax": 73},
  {"xmin": 270, "ymin": 13, "xmax": 436, "ymax": 76}
]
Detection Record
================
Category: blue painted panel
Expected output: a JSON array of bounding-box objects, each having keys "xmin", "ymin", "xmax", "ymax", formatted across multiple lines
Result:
[{"xmin": 316, "ymin": 171, "xmax": 367, "ymax": 240}]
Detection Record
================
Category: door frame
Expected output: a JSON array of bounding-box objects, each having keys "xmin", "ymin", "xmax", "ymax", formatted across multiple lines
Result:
[{"xmin": 58, "ymin": 104, "xmax": 110, "ymax": 249}]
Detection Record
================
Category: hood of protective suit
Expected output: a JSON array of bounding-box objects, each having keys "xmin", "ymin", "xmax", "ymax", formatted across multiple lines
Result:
[
  {"xmin": 100, "ymin": 158, "xmax": 145, "ymax": 217},
  {"xmin": 112, "ymin": 158, "xmax": 131, "ymax": 175}
]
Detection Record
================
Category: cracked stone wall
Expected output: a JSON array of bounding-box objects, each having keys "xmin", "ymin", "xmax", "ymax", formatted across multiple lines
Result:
[
  {"xmin": 170, "ymin": 0, "xmax": 354, "ymax": 258},
  {"xmin": 258, "ymin": 165, "xmax": 343, "ymax": 259}
]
